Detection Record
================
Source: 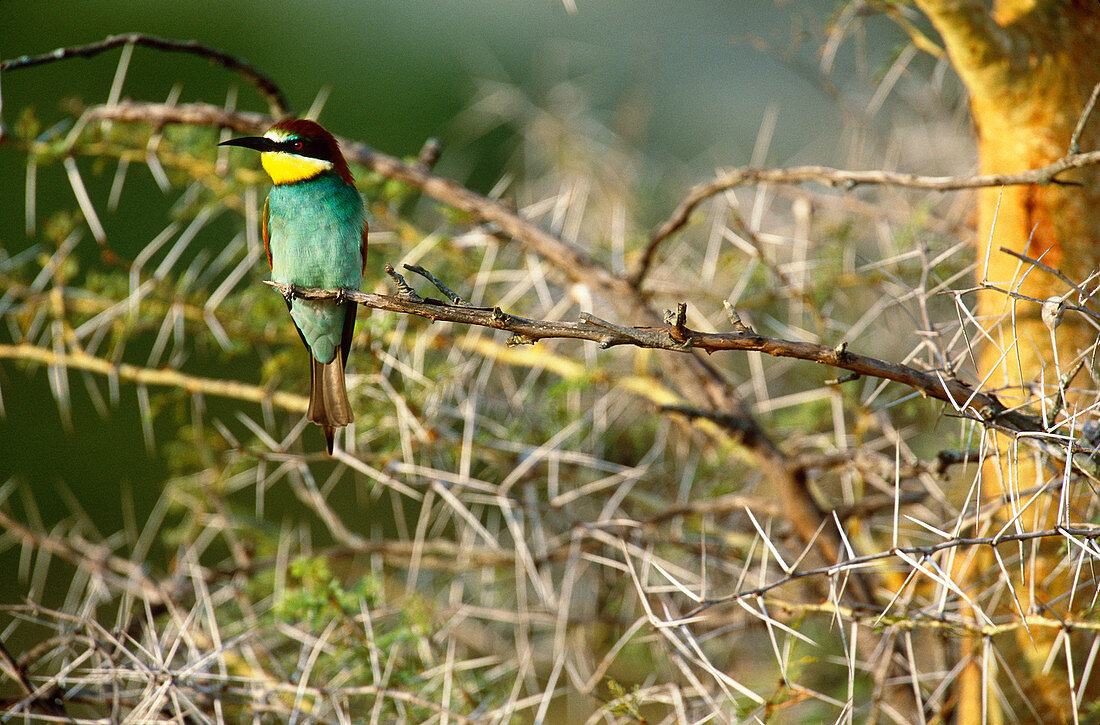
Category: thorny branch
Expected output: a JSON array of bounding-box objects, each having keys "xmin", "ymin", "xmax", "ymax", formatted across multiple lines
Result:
[
  {"xmin": 0, "ymin": 509, "xmax": 169, "ymax": 604},
  {"xmin": 632, "ymin": 151, "xmax": 1100, "ymax": 285},
  {"xmin": 266, "ymin": 276, "xmax": 1063, "ymax": 448},
  {"xmin": 686, "ymin": 523, "xmax": 1100, "ymax": 622},
  {"xmin": 1069, "ymin": 81, "xmax": 1100, "ymax": 154}
]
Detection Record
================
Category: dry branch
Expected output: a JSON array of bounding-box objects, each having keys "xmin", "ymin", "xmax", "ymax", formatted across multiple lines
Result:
[
  {"xmin": 632, "ymin": 151, "xmax": 1100, "ymax": 284},
  {"xmin": 0, "ymin": 342, "xmax": 308, "ymax": 412},
  {"xmin": 1, "ymin": 34, "xmax": 289, "ymax": 116},
  {"xmin": 265, "ymin": 278, "xmax": 1054, "ymax": 442},
  {"xmin": 690, "ymin": 523, "xmax": 1100, "ymax": 620},
  {"xmin": 0, "ymin": 509, "xmax": 169, "ymax": 603}
]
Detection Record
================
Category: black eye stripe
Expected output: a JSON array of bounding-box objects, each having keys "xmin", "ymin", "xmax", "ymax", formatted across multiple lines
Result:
[{"xmin": 280, "ymin": 138, "xmax": 326, "ymax": 160}]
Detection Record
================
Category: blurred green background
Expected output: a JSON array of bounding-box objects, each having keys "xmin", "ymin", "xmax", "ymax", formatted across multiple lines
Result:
[{"xmin": 0, "ymin": 0, "xmax": 911, "ymax": 605}]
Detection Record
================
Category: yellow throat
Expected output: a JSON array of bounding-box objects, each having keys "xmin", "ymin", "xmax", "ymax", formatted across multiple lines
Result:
[
  {"xmin": 259, "ymin": 128, "xmax": 334, "ymax": 184},
  {"xmin": 260, "ymin": 150, "xmax": 332, "ymax": 185}
]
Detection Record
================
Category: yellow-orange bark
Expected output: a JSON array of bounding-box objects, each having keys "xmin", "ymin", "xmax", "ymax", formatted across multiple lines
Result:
[{"xmin": 913, "ymin": 1, "xmax": 1100, "ymax": 722}]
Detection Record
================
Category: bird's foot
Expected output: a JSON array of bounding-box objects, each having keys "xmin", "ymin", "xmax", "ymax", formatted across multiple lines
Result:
[
  {"xmin": 333, "ymin": 288, "xmax": 347, "ymax": 304},
  {"xmin": 282, "ymin": 283, "xmax": 300, "ymax": 303}
]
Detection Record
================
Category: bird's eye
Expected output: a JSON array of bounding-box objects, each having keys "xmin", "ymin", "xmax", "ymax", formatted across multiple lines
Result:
[{"xmin": 291, "ymin": 140, "xmax": 303, "ymax": 151}]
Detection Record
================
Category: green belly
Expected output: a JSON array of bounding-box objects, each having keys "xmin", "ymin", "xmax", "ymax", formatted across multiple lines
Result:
[{"xmin": 266, "ymin": 173, "xmax": 364, "ymax": 362}]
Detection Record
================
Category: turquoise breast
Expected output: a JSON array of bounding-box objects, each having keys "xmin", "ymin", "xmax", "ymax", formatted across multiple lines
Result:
[{"xmin": 266, "ymin": 172, "xmax": 364, "ymax": 364}]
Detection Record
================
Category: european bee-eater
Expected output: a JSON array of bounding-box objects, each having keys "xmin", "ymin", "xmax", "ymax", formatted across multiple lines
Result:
[{"xmin": 220, "ymin": 119, "xmax": 366, "ymax": 454}]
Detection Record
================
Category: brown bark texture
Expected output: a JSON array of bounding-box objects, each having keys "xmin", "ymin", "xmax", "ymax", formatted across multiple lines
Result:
[{"xmin": 915, "ymin": 1, "xmax": 1100, "ymax": 722}]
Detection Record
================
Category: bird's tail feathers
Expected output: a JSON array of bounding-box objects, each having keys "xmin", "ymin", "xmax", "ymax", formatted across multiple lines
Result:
[{"xmin": 308, "ymin": 346, "xmax": 354, "ymax": 454}]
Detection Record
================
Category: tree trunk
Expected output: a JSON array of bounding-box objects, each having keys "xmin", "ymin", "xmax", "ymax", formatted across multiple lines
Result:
[{"xmin": 912, "ymin": 1, "xmax": 1100, "ymax": 722}]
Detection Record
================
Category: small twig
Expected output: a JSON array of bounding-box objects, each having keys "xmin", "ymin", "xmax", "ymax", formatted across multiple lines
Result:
[
  {"xmin": 998, "ymin": 246, "xmax": 1100, "ymax": 311},
  {"xmin": 417, "ymin": 137, "xmax": 442, "ymax": 170},
  {"xmin": 1070, "ymin": 81, "xmax": 1100, "ymax": 155},
  {"xmin": 1, "ymin": 34, "xmax": 289, "ymax": 116},
  {"xmin": 382, "ymin": 263, "xmax": 423, "ymax": 301},
  {"xmin": 642, "ymin": 491, "xmax": 782, "ymax": 526},
  {"xmin": 664, "ymin": 302, "xmax": 692, "ymax": 347},
  {"xmin": 664, "ymin": 303, "xmax": 687, "ymax": 329},
  {"xmin": 404, "ymin": 263, "xmax": 468, "ymax": 305},
  {"xmin": 723, "ymin": 301, "xmax": 755, "ymax": 334},
  {"xmin": 935, "ymin": 448, "xmax": 987, "ymax": 474},
  {"xmin": 1045, "ymin": 358, "xmax": 1086, "ymax": 427},
  {"xmin": 84, "ymin": 101, "xmax": 270, "ymax": 135},
  {"xmin": 0, "ymin": 640, "xmax": 33, "ymax": 697},
  {"xmin": 659, "ymin": 403, "xmax": 759, "ymax": 437},
  {"xmin": 835, "ymin": 490, "xmax": 928, "ymax": 520},
  {"xmin": 980, "ymin": 282, "xmax": 1100, "ymax": 327}
]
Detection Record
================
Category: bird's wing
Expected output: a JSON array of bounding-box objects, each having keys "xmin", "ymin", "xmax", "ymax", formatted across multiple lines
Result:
[
  {"xmin": 342, "ymin": 217, "xmax": 367, "ymax": 368},
  {"xmin": 262, "ymin": 196, "xmax": 273, "ymax": 269},
  {"xmin": 339, "ymin": 298, "xmax": 357, "ymax": 370},
  {"xmin": 361, "ymin": 217, "xmax": 369, "ymax": 273}
]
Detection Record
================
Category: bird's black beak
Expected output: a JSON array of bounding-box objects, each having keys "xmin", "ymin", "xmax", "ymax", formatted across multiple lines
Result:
[{"xmin": 219, "ymin": 136, "xmax": 276, "ymax": 152}]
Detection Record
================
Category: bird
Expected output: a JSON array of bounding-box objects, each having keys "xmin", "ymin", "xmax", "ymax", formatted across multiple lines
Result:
[{"xmin": 220, "ymin": 119, "xmax": 367, "ymax": 454}]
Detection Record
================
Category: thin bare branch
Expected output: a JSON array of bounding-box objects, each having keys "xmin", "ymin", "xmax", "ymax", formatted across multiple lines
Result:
[
  {"xmin": 1, "ymin": 34, "xmax": 289, "ymax": 116},
  {"xmin": 1069, "ymin": 81, "xmax": 1100, "ymax": 154},
  {"xmin": 265, "ymin": 280, "xmax": 1050, "ymax": 440},
  {"xmin": 688, "ymin": 523, "xmax": 1100, "ymax": 620},
  {"xmin": 0, "ymin": 342, "xmax": 307, "ymax": 413},
  {"xmin": 632, "ymin": 152, "xmax": 1100, "ymax": 284}
]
